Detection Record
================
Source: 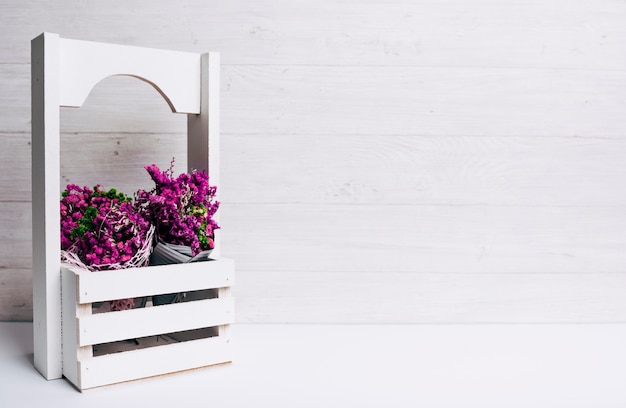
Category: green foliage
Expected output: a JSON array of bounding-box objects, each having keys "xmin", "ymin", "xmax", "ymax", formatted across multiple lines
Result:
[
  {"xmin": 93, "ymin": 186, "xmax": 132, "ymax": 202},
  {"xmin": 70, "ymin": 206, "xmax": 97, "ymax": 240}
]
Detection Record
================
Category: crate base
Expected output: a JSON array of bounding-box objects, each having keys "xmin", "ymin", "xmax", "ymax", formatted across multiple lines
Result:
[
  {"xmin": 61, "ymin": 259, "xmax": 234, "ymax": 391},
  {"xmin": 68, "ymin": 361, "xmax": 233, "ymax": 393},
  {"xmin": 72, "ymin": 336, "xmax": 232, "ymax": 391}
]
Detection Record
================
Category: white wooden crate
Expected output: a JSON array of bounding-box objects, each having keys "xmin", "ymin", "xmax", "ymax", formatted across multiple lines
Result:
[
  {"xmin": 61, "ymin": 258, "xmax": 234, "ymax": 390},
  {"xmin": 31, "ymin": 32, "xmax": 230, "ymax": 387}
]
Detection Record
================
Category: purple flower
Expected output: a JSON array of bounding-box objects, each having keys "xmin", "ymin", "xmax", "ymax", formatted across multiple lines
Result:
[
  {"xmin": 60, "ymin": 184, "xmax": 152, "ymax": 269},
  {"xmin": 136, "ymin": 158, "xmax": 220, "ymax": 255}
]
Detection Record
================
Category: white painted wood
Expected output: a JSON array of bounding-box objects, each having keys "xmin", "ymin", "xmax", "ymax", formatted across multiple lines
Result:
[
  {"xmin": 218, "ymin": 287, "xmax": 232, "ymax": 339},
  {"xmin": 69, "ymin": 258, "xmax": 234, "ymax": 303},
  {"xmin": 11, "ymin": 197, "xmax": 626, "ymax": 278},
  {"xmin": 6, "ymin": 131, "xmax": 626, "ymax": 207},
  {"xmin": 62, "ymin": 259, "xmax": 234, "ymax": 390},
  {"xmin": 7, "ymin": 63, "xmax": 626, "ymax": 138},
  {"xmin": 78, "ymin": 336, "xmax": 232, "ymax": 390},
  {"xmin": 62, "ymin": 267, "xmax": 95, "ymax": 388},
  {"xmin": 77, "ymin": 297, "xmax": 234, "ymax": 346},
  {"xmin": 7, "ymin": 265, "xmax": 626, "ymax": 324},
  {"xmin": 31, "ymin": 33, "xmax": 228, "ymax": 388},
  {"xmin": 220, "ymin": 134, "xmax": 626, "ymax": 206},
  {"xmin": 61, "ymin": 267, "xmax": 79, "ymax": 386},
  {"xmin": 20, "ymin": 65, "xmax": 626, "ymax": 137},
  {"xmin": 0, "ymin": 64, "xmax": 29, "ymax": 134},
  {"xmin": 3, "ymin": 1, "xmax": 626, "ymax": 70},
  {"xmin": 0, "ymin": 202, "xmax": 32, "ymax": 269},
  {"xmin": 223, "ymin": 203, "xmax": 626, "ymax": 275},
  {"xmin": 221, "ymin": 65, "xmax": 626, "ymax": 138},
  {"xmin": 188, "ymin": 52, "xmax": 221, "ymax": 257},
  {"xmin": 31, "ymin": 32, "xmax": 63, "ymax": 380},
  {"xmin": 58, "ymin": 37, "xmax": 201, "ymax": 113},
  {"xmin": 0, "ymin": 268, "xmax": 32, "ymax": 321},
  {"xmin": 76, "ymin": 304, "xmax": 94, "ymax": 362},
  {"xmin": 234, "ymin": 271, "xmax": 626, "ymax": 324},
  {"xmin": 2, "ymin": 1, "xmax": 626, "ymax": 328}
]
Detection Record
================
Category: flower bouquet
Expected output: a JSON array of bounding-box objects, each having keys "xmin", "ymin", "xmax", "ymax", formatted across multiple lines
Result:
[
  {"xmin": 136, "ymin": 159, "xmax": 220, "ymax": 305},
  {"xmin": 137, "ymin": 159, "xmax": 220, "ymax": 262},
  {"xmin": 60, "ymin": 159, "xmax": 220, "ymax": 309},
  {"xmin": 60, "ymin": 185, "xmax": 154, "ymax": 311}
]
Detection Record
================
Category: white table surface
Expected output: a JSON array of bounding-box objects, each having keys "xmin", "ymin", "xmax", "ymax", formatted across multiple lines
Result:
[{"xmin": 1, "ymin": 322, "xmax": 625, "ymax": 407}]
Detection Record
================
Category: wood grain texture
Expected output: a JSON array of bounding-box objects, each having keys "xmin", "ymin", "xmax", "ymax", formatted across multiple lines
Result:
[
  {"xmin": 58, "ymin": 37, "xmax": 202, "ymax": 113},
  {"xmin": 6, "ymin": 266, "xmax": 626, "ymax": 324},
  {"xmin": 4, "ymin": 201, "xmax": 626, "ymax": 275},
  {"xmin": 77, "ymin": 298, "xmax": 233, "ymax": 346},
  {"xmin": 0, "ymin": 202, "xmax": 32, "ymax": 269},
  {"xmin": 221, "ymin": 134, "xmax": 626, "ymax": 206},
  {"xmin": 4, "ymin": 63, "xmax": 626, "ymax": 137},
  {"xmin": 222, "ymin": 65, "xmax": 626, "ymax": 138},
  {"xmin": 62, "ymin": 262, "xmax": 233, "ymax": 390},
  {"xmin": 0, "ymin": 268, "xmax": 32, "ymax": 321},
  {"xmin": 234, "ymin": 270, "xmax": 626, "ymax": 324},
  {"xmin": 219, "ymin": 203, "xmax": 626, "ymax": 275},
  {"xmin": 1, "ymin": 0, "xmax": 626, "ymax": 323},
  {"xmin": 6, "ymin": 132, "xmax": 626, "ymax": 206},
  {"xmin": 72, "ymin": 258, "xmax": 234, "ymax": 303},
  {"xmin": 1, "ymin": 0, "xmax": 626, "ymax": 69},
  {"xmin": 0, "ymin": 63, "xmax": 30, "ymax": 133},
  {"xmin": 78, "ymin": 336, "xmax": 231, "ymax": 390}
]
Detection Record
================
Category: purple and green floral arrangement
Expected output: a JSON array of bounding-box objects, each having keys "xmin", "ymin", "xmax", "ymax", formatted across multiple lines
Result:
[
  {"xmin": 59, "ymin": 160, "xmax": 219, "ymax": 310},
  {"xmin": 60, "ymin": 184, "xmax": 154, "ymax": 270}
]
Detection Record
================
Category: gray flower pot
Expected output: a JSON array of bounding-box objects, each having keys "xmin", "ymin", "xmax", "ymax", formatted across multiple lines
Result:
[{"xmin": 149, "ymin": 239, "xmax": 213, "ymax": 306}]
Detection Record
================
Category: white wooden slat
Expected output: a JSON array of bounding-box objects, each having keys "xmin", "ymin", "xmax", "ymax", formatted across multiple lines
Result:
[
  {"xmin": 0, "ymin": 64, "xmax": 29, "ymax": 133},
  {"xmin": 221, "ymin": 134, "xmax": 626, "ymax": 206},
  {"xmin": 77, "ymin": 297, "xmax": 234, "ymax": 347},
  {"xmin": 68, "ymin": 258, "xmax": 234, "ymax": 304},
  {"xmin": 77, "ymin": 336, "xmax": 231, "ymax": 390},
  {"xmin": 61, "ymin": 265, "xmax": 79, "ymax": 386},
  {"xmin": 4, "ymin": 199, "xmax": 626, "ymax": 275},
  {"xmin": 5, "ymin": 132, "xmax": 626, "ymax": 207},
  {"xmin": 222, "ymin": 65, "xmax": 626, "ymax": 138},
  {"xmin": 187, "ymin": 52, "xmax": 221, "ymax": 257},
  {"xmin": 0, "ymin": 202, "xmax": 32, "ymax": 269},
  {"xmin": 0, "ymin": 134, "xmax": 31, "ymax": 201},
  {"xmin": 59, "ymin": 37, "xmax": 201, "ymax": 113},
  {"xmin": 220, "ymin": 203, "xmax": 626, "ymax": 275},
  {"xmin": 8, "ymin": 265, "xmax": 626, "ymax": 324},
  {"xmin": 4, "ymin": 63, "xmax": 626, "ymax": 138},
  {"xmin": 234, "ymin": 270, "xmax": 626, "ymax": 324},
  {"xmin": 2, "ymin": 0, "xmax": 626, "ymax": 69},
  {"xmin": 58, "ymin": 133, "xmax": 188, "ymax": 200},
  {"xmin": 0, "ymin": 268, "xmax": 32, "ymax": 321},
  {"xmin": 218, "ymin": 287, "xmax": 232, "ymax": 339},
  {"xmin": 54, "ymin": 65, "xmax": 626, "ymax": 137}
]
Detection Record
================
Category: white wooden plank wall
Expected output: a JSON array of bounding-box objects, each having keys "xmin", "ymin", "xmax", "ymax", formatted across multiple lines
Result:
[{"xmin": 1, "ymin": 0, "xmax": 625, "ymax": 323}]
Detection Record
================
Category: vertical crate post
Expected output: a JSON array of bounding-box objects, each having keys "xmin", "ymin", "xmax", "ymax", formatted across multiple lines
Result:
[
  {"xmin": 31, "ymin": 33, "xmax": 233, "ymax": 387},
  {"xmin": 32, "ymin": 32, "xmax": 62, "ymax": 380}
]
